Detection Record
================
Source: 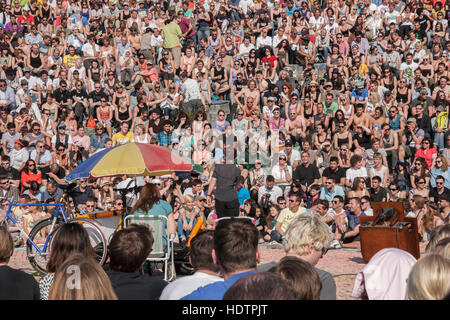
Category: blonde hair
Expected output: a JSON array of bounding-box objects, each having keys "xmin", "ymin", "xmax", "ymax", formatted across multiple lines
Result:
[
  {"xmin": 440, "ymin": 242, "xmax": 450, "ymax": 259},
  {"xmin": 183, "ymin": 194, "xmax": 195, "ymax": 204},
  {"xmin": 437, "ymin": 154, "xmax": 448, "ymax": 172},
  {"xmin": 283, "ymin": 214, "xmax": 331, "ymax": 256},
  {"xmin": 426, "ymin": 224, "xmax": 450, "ymax": 253},
  {"xmin": 406, "ymin": 254, "xmax": 450, "ymax": 300},
  {"xmin": 49, "ymin": 255, "xmax": 118, "ymax": 300}
]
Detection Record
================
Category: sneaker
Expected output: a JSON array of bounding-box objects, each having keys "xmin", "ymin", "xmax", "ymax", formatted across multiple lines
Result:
[{"xmin": 329, "ymin": 240, "xmax": 342, "ymax": 249}]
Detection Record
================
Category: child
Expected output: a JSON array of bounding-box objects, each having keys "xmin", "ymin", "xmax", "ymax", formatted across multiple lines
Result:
[{"xmin": 306, "ymin": 184, "xmax": 321, "ymax": 209}]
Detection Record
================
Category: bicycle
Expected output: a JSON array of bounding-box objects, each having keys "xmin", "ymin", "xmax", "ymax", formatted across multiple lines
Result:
[{"xmin": 0, "ymin": 190, "xmax": 109, "ymax": 275}]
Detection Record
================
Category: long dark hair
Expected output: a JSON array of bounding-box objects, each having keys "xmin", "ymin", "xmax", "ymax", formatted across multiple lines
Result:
[
  {"xmin": 131, "ymin": 183, "xmax": 161, "ymax": 214},
  {"xmin": 24, "ymin": 160, "xmax": 38, "ymax": 175},
  {"xmin": 47, "ymin": 223, "xmax": 95, "ymax": 273}
]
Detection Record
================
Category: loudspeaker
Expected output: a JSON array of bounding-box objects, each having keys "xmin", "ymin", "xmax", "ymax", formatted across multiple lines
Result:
[{"xmin": 359, "ymin": 202, "xmax": 420, "ymax": 262}]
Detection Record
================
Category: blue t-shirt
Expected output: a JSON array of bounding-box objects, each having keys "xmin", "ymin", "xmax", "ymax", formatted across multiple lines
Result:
[
  {"xmin": 351, "ymin": 89, "xmax": 369, "ymax": 103},
  {"xmin": 134, "ymin": 200, "xmax": 172, "ymax": 247},
  {"xmin": 237, "ymin": 187, "xmax": 250, "ymax": 205},
  {"xmin": 181, "ymin": 270, "xmax": 256, "ymax": 300}
]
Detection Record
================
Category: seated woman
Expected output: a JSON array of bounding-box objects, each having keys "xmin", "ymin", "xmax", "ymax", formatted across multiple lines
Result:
[
  {"xmin": 176, "ymin": 195, "xmax": 203, "ymax": 242},
  {"xmin": 20, "ymin": 160, "xmax": 43, "ymax": 195},
  {"xmin": 22, "ymin": 200, "xmax": 48, "ymax": 243},
  {"xmin": 347, "ymin": 177, "xmax": 370, "ymax": 199}
]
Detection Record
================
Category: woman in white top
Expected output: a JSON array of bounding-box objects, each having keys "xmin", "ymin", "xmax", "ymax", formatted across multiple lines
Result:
[
  {"xmin": 369, "ymin": 154, "xmax": 389, "ymax": 188},
  {"xmin": 271, "ymin": 153, "xmax": 292, "ymax": 190},
  {"xmin": 133, "ymin": 124, "xmax": 150, "ymax": 144}
]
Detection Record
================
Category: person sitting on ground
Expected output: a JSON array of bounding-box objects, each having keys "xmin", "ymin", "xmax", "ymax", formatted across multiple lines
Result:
[
  {"xmin": 182, "ymin": 217, "xmax": 260, "ymax": 300},
  {"xmin": 49, "ymin": 255, "xmax": 117, "ymax": 300},
  {"xmin": 269, "ymin": 256, "xmax": 322, "ymax": 300},
  {"xmin": 160, "ymin": 230, "xmax": 223, "ymax": 300},
  {"xmin": 106, "ymin": 224, "xmax": 168, "ymax": 300},
  {"xmin": 332, "ymin": 197, "xmax": 366, "ymax": 248},
  {"xmin": 352, "ymin": 248, "xmax": 417, "ymax": 300},
  {"xmin": 258, "ymin": 214, "xmax": 337, "ymax": 300},
  {"xmin": 0, "ymin": 225, "xmax": 40, "ymax": 300},
  {"xmin": 222, "ymin": 272, "xmax": 295, "ymax": 300},
  {"xmin": 39, "ymin": 222, "xmax": 96, "ymax": 300},
  {"xmin": 270, "ymin": 192, "xmax": 307, "ymax": 244}
]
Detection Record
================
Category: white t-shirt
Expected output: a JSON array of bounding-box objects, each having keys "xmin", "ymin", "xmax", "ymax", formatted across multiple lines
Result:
[
  {"xmin": 238, "ymin": 43, "xmax": 255, "ymax": 58},
  {"xmin": 346, "ymin": 167, "xmax": 368, "ymax": 184},
  {"xmin": 271, "ymin": 165, "xmax": 293, "ymax": 186},
  {"xmin": 283, "ymin": 149, "xmax": 301, "ymax": 166},
  {"xmin": 159, "ymin": 272, "xmax": 223, "ymax": 300}
]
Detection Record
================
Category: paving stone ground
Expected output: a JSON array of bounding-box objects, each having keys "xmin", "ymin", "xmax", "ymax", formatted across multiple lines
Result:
[{"xmin": 9, "ymin": 242, "xmax": 428, "ymax": 300}]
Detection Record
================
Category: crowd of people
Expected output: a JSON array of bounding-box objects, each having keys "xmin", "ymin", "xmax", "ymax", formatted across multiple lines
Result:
[{"xmin": 0, "ymin": 0, "xmax": 449, "ymax": 301}]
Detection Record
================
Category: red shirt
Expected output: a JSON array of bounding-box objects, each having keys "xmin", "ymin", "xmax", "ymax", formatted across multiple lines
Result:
[
  {"xmin": 17, "ymin": 14, "xmax": 35, "ymax": 25},
  {"xmin": 415, "ymin": 148, "xmax": 438, "ymax": 169},
  {"xmin": 21, "ymin": 170, "xmax": 42, "ymax": 194}
]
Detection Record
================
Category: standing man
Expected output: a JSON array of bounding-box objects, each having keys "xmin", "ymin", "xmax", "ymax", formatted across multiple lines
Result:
[
  {"xmin": 207, "ymin": 150, "xmax": 241, "ymax": 218},
  {"xmin": 162, "ymin": 14, "xmax": 182, "ymax": 71}
]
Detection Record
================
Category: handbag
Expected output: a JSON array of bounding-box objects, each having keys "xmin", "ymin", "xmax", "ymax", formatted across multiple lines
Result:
[{"xmin": 87, "ymin": 116, "xmax": 96, "ymax": 128}]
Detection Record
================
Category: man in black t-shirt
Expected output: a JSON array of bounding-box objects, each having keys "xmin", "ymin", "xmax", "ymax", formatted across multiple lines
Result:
[
  {"xmin": 53, "ymin": 80, "xmax": 72, "ymax": 110},
  {"xmin": 370, "ymin": 176, "xmax": 387, "ymax": 202},
  {"xmin": 0, "ymin": 156, "xmax": 20, "ymax": 188},
  {"xmin": 293, "ymin": 151, "xmax": 321, "ymax": 189},
  {"xmin": 321, "ymin": 157, "xmax": 346, "ymax": 186},
  {"xmin": 429, "ymin": 175, "xmax": 450, "ymax": 202},
  {"xmin": 106, "ymin": 224, "xmax": 168, "ymax": 299}
]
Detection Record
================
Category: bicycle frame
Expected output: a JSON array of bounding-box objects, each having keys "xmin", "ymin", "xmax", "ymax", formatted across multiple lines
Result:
[{"xmin": 4, "ymin": 202, "xmax": 69, "ymax": 255}]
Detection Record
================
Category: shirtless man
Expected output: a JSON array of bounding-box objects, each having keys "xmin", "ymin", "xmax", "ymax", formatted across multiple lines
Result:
[
  {"xmin": 284, "ymin": 94, "xmax": 301, "ymax": 119},
  {"xmin": 128, "ymin": 28, "xmax": 141, "ymax": 55},
  {"xmin": 285, "ymin": 110, "xmax": 307, "ymax": 145},
  {"xmin": 234, "ymin": 79, "xmax": 260, "ymax": 112},
  {"xmin": 243, "ymin": 97, "xmax": 258, "ymax": 119},
  {"xmin": 348, "ymin": 104, "xmax": 371, "ymax": 131}
]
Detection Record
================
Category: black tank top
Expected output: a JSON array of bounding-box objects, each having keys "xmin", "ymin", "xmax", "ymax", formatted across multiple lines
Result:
[
  {"xmin": 337, "ymin": 135, "xmax": 349, "ymax": 147},
  {"xmin": 396, "ymin": 90, "xmax": 409, "ymax": 103},
  {"xmin": 30, "ymin": 53, "xmax": 42, "ymax": 68},
  {"xmin": 41, "ymin": 6, "xmax": 51, "ymax": 19},
  {"xmin": 118, "ymin": 108, "xmax": 129, "ymax": 121}
]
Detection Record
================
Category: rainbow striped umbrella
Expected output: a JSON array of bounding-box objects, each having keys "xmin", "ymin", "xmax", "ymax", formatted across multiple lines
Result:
[{"xmin": 66, "ymin": 143, "xmax": 193, "ymax": 182}]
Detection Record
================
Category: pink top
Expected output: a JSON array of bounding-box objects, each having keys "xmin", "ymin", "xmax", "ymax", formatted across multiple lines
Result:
[
  {"xmin": 352, "ymin": 248, "xmax": 417, "ymax": 300},
  {"xmin": 415, "ymin": 147, "xmax": 438, "ymax": 169}
]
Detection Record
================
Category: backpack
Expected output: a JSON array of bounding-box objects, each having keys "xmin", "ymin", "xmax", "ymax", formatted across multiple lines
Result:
[{"xmin": 434, "ymin": 112, "xmax": 448, "ymax": 129}]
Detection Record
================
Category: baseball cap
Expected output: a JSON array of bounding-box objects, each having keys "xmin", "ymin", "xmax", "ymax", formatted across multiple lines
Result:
[
  {"xmin": 14, "ymin": 139, "xmax": 24, "ymax": 147},
  {"xmin": 268, "ymin": 97, "xmax": 277, "ymax": 102},
  {"xmin": 407, "ymin": 118, "xmax": 417, "ymax": 124},
  {"xmin": 285, "ymin": 140, "xmax": 293, "ymax": 146},
  {"xmin": 57, "ymin": 123, "xmax": 66, "ymax": 129},
  {"xmin": 384, "ymin": 90, "xmax": 392, "ymax": 96},
  {"xmin": 325, "ymin": 82, "xmax": 333, "ymax": 87}
]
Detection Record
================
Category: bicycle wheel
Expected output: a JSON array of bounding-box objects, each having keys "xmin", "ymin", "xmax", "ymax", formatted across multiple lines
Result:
[
  {"xmin": 69, "ymin": 218, "xmax": 108, "ymax": 265},
  {"xmin": 26, "ymin": 218, "xmax": 64, "ymax": 276}
]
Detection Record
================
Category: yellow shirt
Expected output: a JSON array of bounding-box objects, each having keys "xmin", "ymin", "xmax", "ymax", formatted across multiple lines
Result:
[
  {"xmin": 63, "ymin": 53, "xmax": 81, "ymax": 68},
  {"xmin": 277, "ymin": 206, "xmax": 307, "ymax": 233},
  {"xmin": 112, "ymin": 131, "xmax": 134, "ymax": 146}
]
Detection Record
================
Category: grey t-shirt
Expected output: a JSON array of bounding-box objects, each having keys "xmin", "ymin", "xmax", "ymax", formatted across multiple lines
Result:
[
  {"xmin": 257, "ymin": 260, "xmax": 337, "ymax": 300},
  {"xmin": 213, "ymin": 164, "xmax": 241, "ymax": 202}
]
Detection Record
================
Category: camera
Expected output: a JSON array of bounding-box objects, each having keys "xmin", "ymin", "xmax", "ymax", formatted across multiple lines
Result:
[{"xmin": 262, "ymin": 193, "xmax": 271, "ymax": 209}]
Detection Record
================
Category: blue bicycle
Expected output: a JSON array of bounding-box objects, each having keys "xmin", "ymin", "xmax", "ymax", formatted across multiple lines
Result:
[{"xmin": 1, "ymin": 200, "xmax": 108, "ymax": 275}]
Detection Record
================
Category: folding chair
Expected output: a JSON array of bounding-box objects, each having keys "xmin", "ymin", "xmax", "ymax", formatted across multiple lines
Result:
[{"xmin": 124, "ymin": 214, "xmax": 175, "ymax": 282}]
